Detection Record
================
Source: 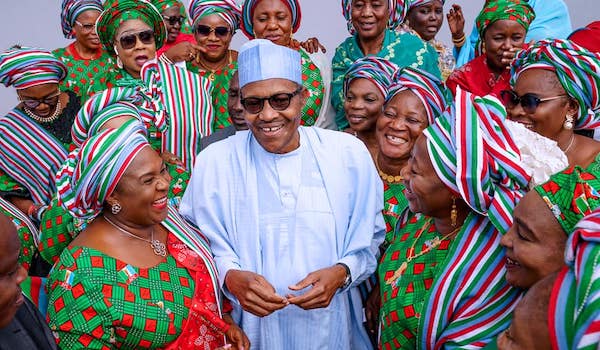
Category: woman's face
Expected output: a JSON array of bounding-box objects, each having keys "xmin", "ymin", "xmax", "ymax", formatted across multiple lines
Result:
[
  {"xmin": 402, "ymin": 135, "xmax": 454, "ymax": 217},
  {"xmin": 109, "ymin": 146, "xmax": 171, "ymax": 226},
  {"xmin": 500, "ymin": 191, "xmax": 566, "ymax": 289},
  {"xmin": 506, "ymin": 69, "xmax": 576, "ymax": 141},
  {"xmin": 114, "ymin": 19, "xmax": 156, "ymax": 78},
  {"xmin": 252, "ymin": 0, "xmax": 293, "ymax": 47},
  {"xmin": 483, "ymin": 19, "xmax": 526, "ymax": 72},
  {"xmin": 344, "ymin": 78, "xmax": 384, "ymax": 133},
  {"xmin": 16, "ymin": 83, "xmax": 61, "ymax": 118},
  {"xmin": 0, "ymin": 218, "xmax": 27, "ymax": 329},
  {"xmin": 406, "ymin": 1, "xmax": 443, "ymax": 41},
  {"xmin": 378, "ymin": 90, "xmax": 428, "ymax": 161},
  {"xmin": 194, "ymin": 14, "xmax": 233, "ymax": 62},
  {"xmin": 162, "ymin": 5, "xmax": 183, "ymax": 43},
  {"xmin": 73, "ymin": 10, "xmax": 101, "ymax": 50},
  {"xmin": 351, "ymin": 0, "xmax": 389, "ymax": 42}
]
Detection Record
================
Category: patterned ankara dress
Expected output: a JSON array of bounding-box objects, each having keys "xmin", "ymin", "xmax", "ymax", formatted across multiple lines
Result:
[
  {"xmin": 52, "ymin": 43, "xmax": 114, "ymax": 97},
  {"xmin": 47, "ymin": 230, "xmax": 231, "ymax": 349},
  {"xmin": 187, "ymin": 61, "xmax": 238, "ymax": 132},
  {"xmin": 378, "ymin": 213, "xmax": 452, "ymax": 349},
  {"xmin": 383, "ymin": 182, "xmax": 408, "ymax": 245},
  {"xmin": 298, "ymin": 48, "xmax": 325, "ymax": 126}
]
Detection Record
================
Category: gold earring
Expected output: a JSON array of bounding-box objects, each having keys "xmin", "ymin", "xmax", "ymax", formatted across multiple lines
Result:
[
  {"xmin": 564, "ymin": 113, "xmax": 574, "ymax": 130},
  {"xmin": 451, "ymin": 197, "xmax": 458, "ymax": 227}
]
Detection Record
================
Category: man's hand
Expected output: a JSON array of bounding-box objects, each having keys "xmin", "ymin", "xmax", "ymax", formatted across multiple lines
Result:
[
  {"xmin": 286, "ymin": 264, "xmax": 347, "ymax": 310},
  {"xmin": 225, "ymin": 270, "xmax": 288, "ymax": 317}
]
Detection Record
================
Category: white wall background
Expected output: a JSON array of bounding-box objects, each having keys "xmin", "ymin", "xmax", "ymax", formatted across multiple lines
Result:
[{"xmin": 0, "ymin": 0, "xmax": 597, "ymax": 113}]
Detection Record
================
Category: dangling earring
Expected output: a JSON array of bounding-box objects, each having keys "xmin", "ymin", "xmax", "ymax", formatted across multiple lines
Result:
[
  {"xmin": 450, "ymin": 197, "xmax": 458, "ymax": 227},
  {"xmin": 111, "ymin": 203, "xmax": 122, "ymax": 215},
  {"xmin": 116, "ymin": 56, "xmax": 123, "ymax": 69},
  {"xmin": 563, "ymin": 113, "xmax": 574, "ymax": 130}
]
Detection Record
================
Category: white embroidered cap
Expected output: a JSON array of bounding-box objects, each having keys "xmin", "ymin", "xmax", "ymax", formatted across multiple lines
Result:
[{"xmin": 238, "ymin": 39, "xmax": 302, "ymax": 88}]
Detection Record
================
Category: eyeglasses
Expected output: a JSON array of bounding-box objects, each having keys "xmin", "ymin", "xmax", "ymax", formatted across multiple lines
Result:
[
  {"xmin": 241, "ymin": 87, "xmax": 303, "ymax": 114},
  {"xmin": 74, "ymin": 20, "xmax": 96, "ymax": 33},
  {"xmin": 500, "ymin": 90, "xmax": 567, "ymax": 114},
  {"xmin": 117, "ymin": 30, "xmax": 155, "ymax": 50},
  {"xmin": 18, "ymin": 91, "xmax": 60, "ymax": 109},
  {"xmin": 195, "ymin": 25, "xmax": 230, "ymax": 37},
  {"xmin": 162, "ymin": 15, "xmax": 185, "ymax": 26}
]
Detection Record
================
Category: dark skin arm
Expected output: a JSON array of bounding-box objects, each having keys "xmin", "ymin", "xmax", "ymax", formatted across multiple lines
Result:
[
  {"xmin": 222, "ymin": 314, "xmax": 251, "ymax": 350},
  {"xmin": 299, "ymin": 37, "xmax": 326, "ymax": 54},
  {"xmin": 224, "ymin": 269, "xmax": 289, "ymax": 317},
  {"xmin": 286, "ymin": 264, "xmax": 347, "ymax": 309}
]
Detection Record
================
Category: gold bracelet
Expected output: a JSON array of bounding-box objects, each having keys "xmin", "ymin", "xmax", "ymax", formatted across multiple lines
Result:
[{"xmin": 452, "ymin": 34, "xmax": 466, "ymax": 48}]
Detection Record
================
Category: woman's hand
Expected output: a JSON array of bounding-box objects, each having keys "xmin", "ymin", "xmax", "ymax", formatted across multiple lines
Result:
[
  {"xmin": 364, "ymin": 283, "xmax": 381, "ymax": 336},
  {"xmin": 163, "ymin": 41, "xmax": 203, "ymax": 63},
  {"xmin": 161, "ymin": 152, "xmax": 184, "ymax": 167},
  {"xmin": 9, "ymin": 196, "xmax": 34, "ymax": 216},
  {"xmin": 299, "ymin": 37, "xmax": 326, "ymax": 54},
  {"xmin": 447, "ymin": 4, "xmax": 465, "ymax": 41},
  {"xmin": 222, "ymin": 314, "xmax": 250, "ymax": 350}
]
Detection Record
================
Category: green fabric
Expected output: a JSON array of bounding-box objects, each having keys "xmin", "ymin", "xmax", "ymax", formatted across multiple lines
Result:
[
  {"xmin": 383, "ymin": 182, "xmax": 408, "ymax": 246},
  {"xmin": 83, "ymin": 66, "xmax": 140, "ymax": 104},
  {"xmin": 299, "ymin": 49, "xmax": 324, "ymax": 126},
  {"xmin": 47, "ymin": 245, "xmax": 195, "ymax": 349},
  {"xmin": 52, "ymin": 44, "xmax": 115, "ymax": 96},
  {"xmin": 187, "ymin": 61, "xmax": 238, "ymax": 131},
  {"xmin": 0, "ymin": 169, "xmax": 27, "ymax": 195},
  {"xmin": 534, "ymin": 156, "xmax": 600, "ymax": 234},
  {"xmin": 332, "ymin": 29, "xmax": 441, "ymax": 130},
  {"xmin": 475, "ymin": 0, "xmax": 535, "ymax": 38},
  {"xmin": 378, "ymin": 212, "xmax": 453, "ymax": 348}
]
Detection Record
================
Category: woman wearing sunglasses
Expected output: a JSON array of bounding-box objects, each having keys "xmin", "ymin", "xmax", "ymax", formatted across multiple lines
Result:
[
  {"xmin": 53, "ymin": 0, "xmax": 114, "ymax": 97},
  {"xmin": 241, "ymin": 0, "xmax": 336, "ymax": 129},
  {"xmin": 506, "ymin": 39, "xmax": 600, "ymax": 168},
  {"xmin": 0, "ymin": 47, "xmax": 82, "ymax": 308},
  {"xmin": 187, "ymin": 0, "xmax": 242, "ymax": 132},
  {"xmin": 446, "ymin": 0, "xmax": 534, "ymax": 97},
  {"xmin": 153, "ymin": 0, "xmax": 202, "ymax": 64}
]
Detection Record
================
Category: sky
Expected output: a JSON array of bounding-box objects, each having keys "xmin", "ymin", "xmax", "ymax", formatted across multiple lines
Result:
[{"xmin": 0, "ymin": 0, "xmax": 596, "ymax": 112}]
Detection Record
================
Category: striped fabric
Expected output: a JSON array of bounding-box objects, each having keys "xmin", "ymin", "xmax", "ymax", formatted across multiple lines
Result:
[
  {"xmin": 72, "ymin": 86, "xmax": 165, "ymax": 147},
  {"xmin": 511, "ymin": 39, "xmax": 600, "ymax": 130},
  {"xmin": 141, "ymin": 59, "xmax": 214, "ymax": 170},
  {"xmin": 343, "ymin": 56, "xmax": 398, "ymax": 99},
  {"xmin": 408, "ymin": 0, "xmax": 445, "ymax": 9},
  {"xmin": 386, "ymin": 66, "xmax": 451, "ymax": 125},
  {"xmin": 0, "ymin": 109, "xmax": 69, "ymax": 204},
  {"xmin": 189, "ymin": 0, "xmax": 242, "ymax": 30},
  {"xmin": 0, "ymin": 196, "xmax": 40, "ymax": 246},
  {"xmin": 417, "ymin": 88, "xmax": 530, "ymax": 348},
  {"xmin": 550, "ymin": 207, "xmax": 600, "ymax": 350},
  {"xmin": 341, "ymin": 0, "xmax": 408, "ymax": 33},
  {"xmin": 0, "ymin": 47, "xmax": 67, "ymax": 89},
  {"xmin": 241, "ymin": 0, "xmax": 301, "ymax": 38},
  {"xmin": 163, "ymin": 205, "xmax": 225, "ymax": 318},
  {"xmin": 60, "ymin": 0, "xmax": 103, "ymax": 38},
  {"xmin": 56, "ymin": 120, "xmax": 150, "ymax": 221}
]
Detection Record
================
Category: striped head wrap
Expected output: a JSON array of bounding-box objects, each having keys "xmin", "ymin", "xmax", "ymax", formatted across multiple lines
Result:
[
  {"xmin": 386, "ymin": 66, "xmax": 450, "ymax": 125},
  {"xmin": 150, "ymin": 0, "xmax": 183, "ymax": 12},
  {"xmin": 534, "ymin": 166, "xmax": 600, "ymax": 234},
  {"xmin": 241, "ymin": 0, "xmax": 301, "ymax": 38},
  {"xmin": 72, "ymin": 86, "xmax": 167, "ymax": 147},
  {"xmin": 408, "ymin": 0, "xmax": 445, "ymax": 10},
  {"xmin": 0, "ymin": 47, "xmax": 67, "ymax": 90},
  {"xmin": 60, "ymin": 0, "xmax": 103, "ymax": 39},
  {"xmin": 343, "ymin": 56, "xmax": 398, "ymax": 99},
  {"xmin": 342, "ymin": 0, "xmax": 408, "ymax": 33},
  {"xmin": 424, "ymin": 87, "xmax": 530, "ymax": 233},
  {"xmin": 511, "ymin": 39, "xmax": 600, "ymax": 130},
  {"xmin": 56, "ymin": 120, "xmax": 150, "ymax": 221},
  {"xmin": 189, "ymin": 0, "xmax": 242, "ymax": 31},
  {"xmin": 475, "ymin": 0, "xmax": 534, "ymax": 56},
  {"xmin": 550, "ymin": 207, "xmax": 600, "ymax": 349},
  {"xmin": 97, "ymin": 0, "xmax": 167, "ymax": 53}
]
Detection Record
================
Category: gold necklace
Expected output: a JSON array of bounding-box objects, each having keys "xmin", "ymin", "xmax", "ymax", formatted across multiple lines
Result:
[
  {"xmin": 104, "ymin": 216, "xmax": 167, "ymax": 257},
  {"xmin": 384, "ymin": 218, "xmax": 461, "ymax": 287},
  {"xmin": 196, "ymin": 50, "xmax": 232, "ymax": 82},
  {"xmin": 376, "ymin": 154, "xmax": 403, "ymax": 183},
  {"xmin": 23, "ymin": 99, "xmax": 63, "ymax": 123}
]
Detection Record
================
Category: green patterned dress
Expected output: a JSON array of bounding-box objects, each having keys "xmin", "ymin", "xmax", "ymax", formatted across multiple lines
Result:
[
  {"xmin": 47, "ymin": 232, "xmax": 228, "ymax": 349},
  {"xmin": 298, "ymin": 48, "xmax": 325, "ymax": 126},
  {"xmin": 383, "ymin": 182, "xmax": 409, "ymax": 245},
  {"xmin": 378, "ymin": 213, "xmax": 453, "ymax": 349},
  {"xmin": 187, "ymin": 61, "xmax": 238, "ymax": 132},
  {"xmin": 52, "ymin": 43, "xmax": 114, "ymax": 97}
]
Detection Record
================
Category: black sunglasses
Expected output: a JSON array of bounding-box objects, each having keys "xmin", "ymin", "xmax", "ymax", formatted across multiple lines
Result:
[
  {"xmin": 118, "ymin": 30, "xmax": 155, "ymax": 50},
  {"xmin": 18, "ymin": 91, "xmax": 60, "ymax": 109},
  {"xmin": 241, "ymin": 87, "xmax": 303, "ymax": 114},
  {"xmin": 500, "ymin": 90, "xmax": 567, "ymax": 114},
  {"xmin": 195, "ymin": 24, "xmax": 230, "ymax": 37},
  {"xmin": 163, "ymin": 15, "xmax": 185, "ymax": 26}
]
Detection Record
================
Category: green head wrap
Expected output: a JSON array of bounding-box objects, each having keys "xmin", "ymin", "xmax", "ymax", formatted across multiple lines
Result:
[{"xmin": 475, "ymin": 0, "xmax": 535, "ymax": 55}]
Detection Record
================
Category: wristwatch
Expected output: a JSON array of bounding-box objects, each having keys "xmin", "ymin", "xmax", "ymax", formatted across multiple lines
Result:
[{"xmin": 337, "ymin": 263, "xmax": 352, "ymax": 289}]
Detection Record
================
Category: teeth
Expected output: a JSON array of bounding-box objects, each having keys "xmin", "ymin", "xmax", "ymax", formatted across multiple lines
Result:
[
  {"xmin": 153, "ymin": 197, "xmax": 167, "ymax": 205},
  {"xmin": 261, "ymin": 125, "xmax": 283, "ymax": 132},
  {"xmin": 506, "ymin": 257, "xmax": 520, "ymax": 266},
  {"xmin": 386, "ymin": 135, "xmax": 407, "ymax": 144}
]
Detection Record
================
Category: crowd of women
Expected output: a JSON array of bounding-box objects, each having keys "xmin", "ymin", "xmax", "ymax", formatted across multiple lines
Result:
[{"xmin": 0, "ymin": 0, "xmax": 599, "ymax": 348}]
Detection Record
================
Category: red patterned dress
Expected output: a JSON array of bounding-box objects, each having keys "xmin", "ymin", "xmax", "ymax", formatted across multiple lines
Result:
[{"xmin": 47, "ymin": 232, "xmax": 231, "ymax": 349}]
